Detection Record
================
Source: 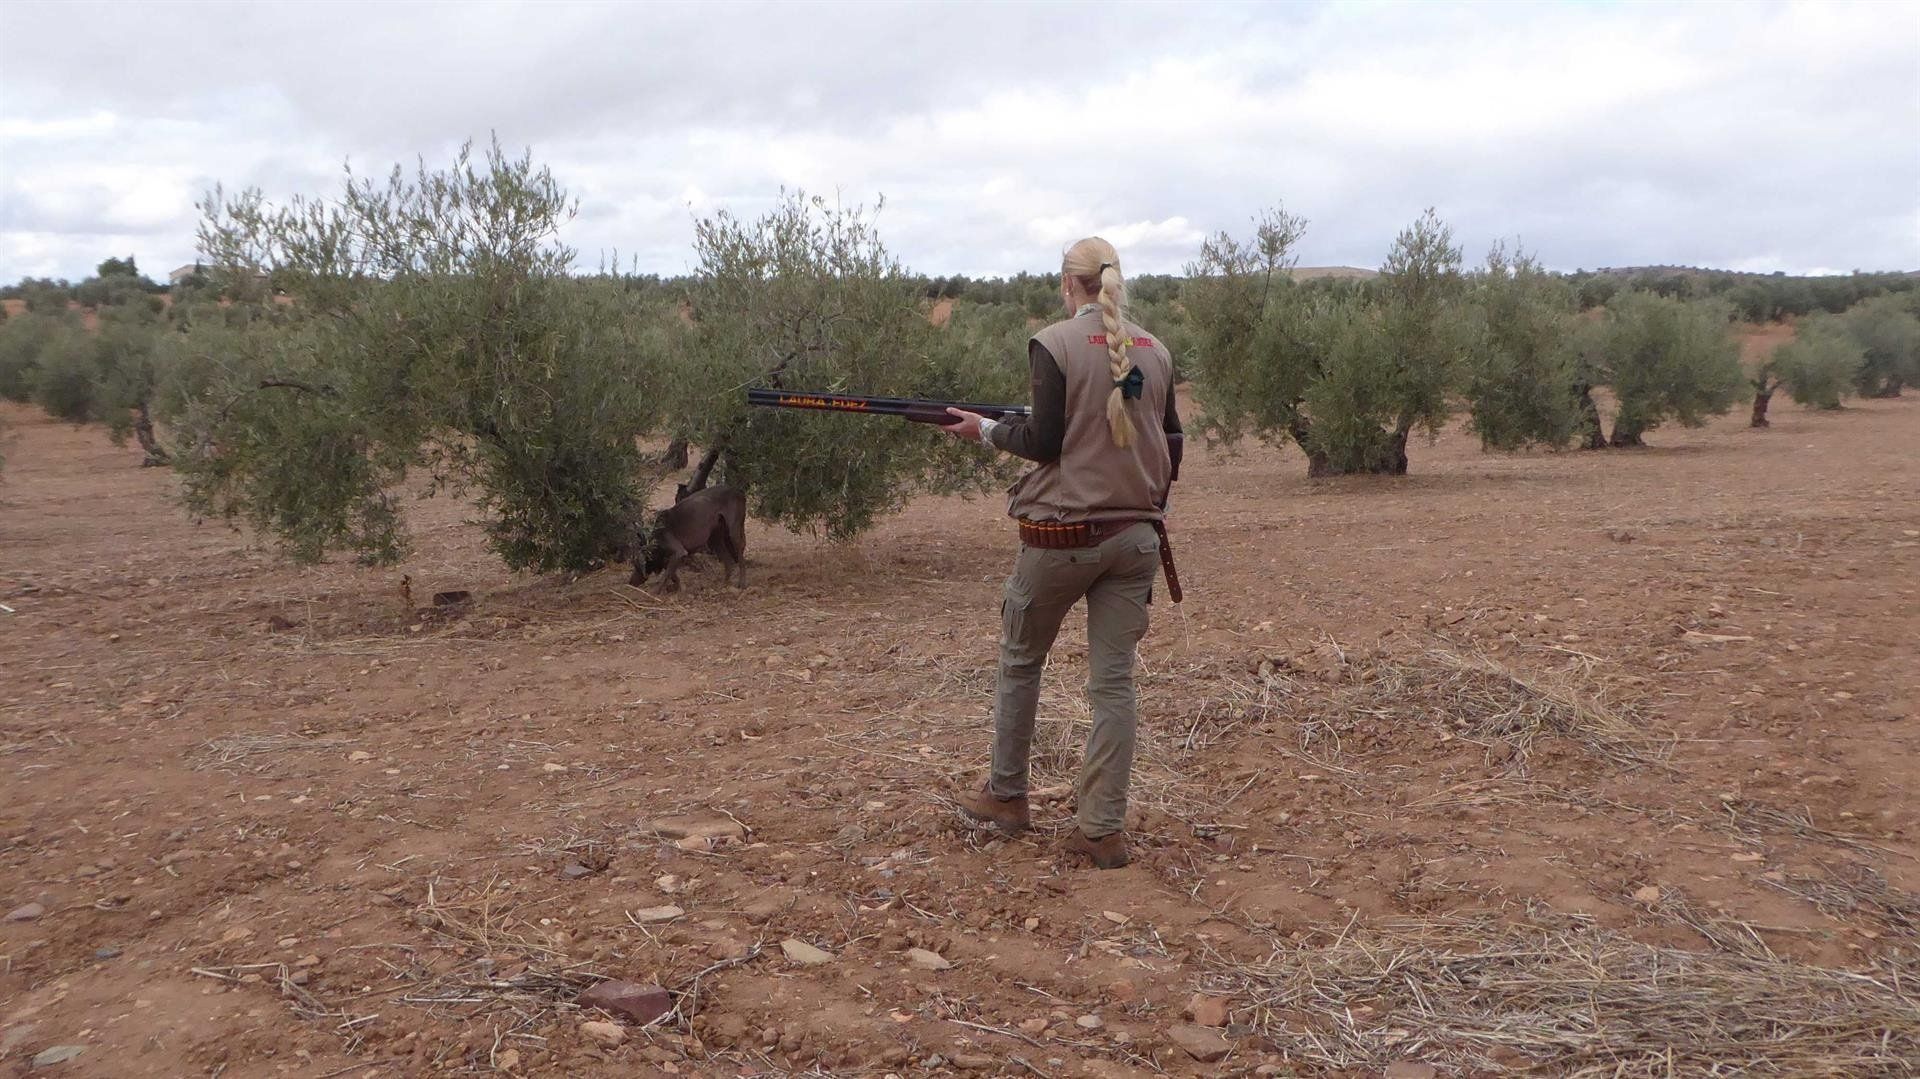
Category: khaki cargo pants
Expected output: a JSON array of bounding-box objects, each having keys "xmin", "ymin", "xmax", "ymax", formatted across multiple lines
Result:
[{"xmin": 988, "ymin": 521, "xmax": 1160, "ymax": 838}]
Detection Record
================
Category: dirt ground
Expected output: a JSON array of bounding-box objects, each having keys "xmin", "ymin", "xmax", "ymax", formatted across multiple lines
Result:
[{"xmin": 2, "ymin": 378, "xmax": 1916, "ymax": 1077}]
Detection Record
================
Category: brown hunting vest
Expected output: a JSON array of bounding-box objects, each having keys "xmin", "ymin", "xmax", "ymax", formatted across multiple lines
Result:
[{"xmin": 1007, "ymin": 308, "xmax": 1174, "ymax": 524}]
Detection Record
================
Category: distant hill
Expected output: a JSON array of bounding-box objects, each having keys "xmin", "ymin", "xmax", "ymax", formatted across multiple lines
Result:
[
  {"xmin": 1290, "ymin": 266, "xmax": 1378, "ymax": 281},
  {"xmin": 1582, "ymin": 265, "xmax": 1920, "ymax": 279}
]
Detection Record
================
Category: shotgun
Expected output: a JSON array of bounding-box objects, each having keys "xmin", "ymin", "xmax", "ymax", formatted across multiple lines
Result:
[{"xmin": 746, "ymin": 388, "xmax": 1031, "ymax": 425}]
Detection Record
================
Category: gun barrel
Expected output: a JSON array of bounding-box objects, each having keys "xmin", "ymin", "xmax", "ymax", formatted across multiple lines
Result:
[{"xmin": 746, "ymin": 389, "xmax": 1031, "ymax": 424}]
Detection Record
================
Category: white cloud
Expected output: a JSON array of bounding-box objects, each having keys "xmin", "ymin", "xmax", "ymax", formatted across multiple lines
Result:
[{"xmin": 0, "ymin": 0, "xmax": 1914, "ymax": 281}]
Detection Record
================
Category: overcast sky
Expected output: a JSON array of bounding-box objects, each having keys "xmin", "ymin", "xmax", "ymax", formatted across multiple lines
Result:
[{"xmin": 2, "ymin": 0, "xmax": 1916, "ymax": 282}]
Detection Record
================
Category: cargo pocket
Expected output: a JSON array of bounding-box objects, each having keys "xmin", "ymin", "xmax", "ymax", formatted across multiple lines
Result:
[
  {"xmin": 1001, "ymin": 575, "xmax": 1034, "ymax": 642},
  {"xmin": 1135, "ymin": 538, "xmax": 1161, "ymax": 604}
]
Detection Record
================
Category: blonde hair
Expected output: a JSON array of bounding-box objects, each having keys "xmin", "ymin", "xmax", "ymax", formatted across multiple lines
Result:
[{"xmin": 1063, "ymin": 236, "xmax": 1134, "ymax": 448}]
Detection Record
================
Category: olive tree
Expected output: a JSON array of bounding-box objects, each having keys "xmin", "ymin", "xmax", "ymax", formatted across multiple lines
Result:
[
  {"xmin": 1185, "ymin": 207, "xmax": 1474, "ymax": 475},
  {"xmin": 1462, "ymin": 246, "xmax": 1584, "ymax": 451},
  {"xmin": 1842, "ymin": 295, "xmax": 1920, "ymax": 398},
  {"xmin": 1749, "ymin": 316, "xmax": 1864, "ymax": 426},
  {"xmin": 1577, "ymin": 291, "xmax": 1743, "ymax": 447},
  {"xmin": 1774, "ymin": 317, "xmax": 1865, "ymax": 412},
  {"xmin": 666, "ymin": 192, "xmax": 1022, "ymax": 540},
  {"xmin": 171, "ymin": 141, "xmax": 665, "ymax": 570},
  {"xmin": 0, "ymin": 310, "xmax": 67, "ymax": 404}
]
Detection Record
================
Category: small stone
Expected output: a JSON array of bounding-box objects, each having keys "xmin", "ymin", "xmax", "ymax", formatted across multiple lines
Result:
[
  {"xmin": 347, "ymin": 751, "xmax": 373, "ymax": 763},
  {"xmin": 952, "ymin": 1053, "xmax": 997, "ymax": 1070},
  {"xmin": 1023, "ymin": 916, "xmax": 1040, "ymax": 931},
  {"xmin": 655, "ymin": 874, "xmax": 682, "ymax": 894},
  {"xmin": 561, "ymin": 863, "xmax": 595, "ymax": 880},
  {"xmin": 542, "ymin": 762, "xmax": 568, "ymax": 773},
  {"xmin": 905, "ymin": 947, "xmax": 951, "ymax": 971},
  {"xmin": 0, "ymin": 1026, "xmax": 34, "ymax": 1057},
  {"xmin": 93, "ymin": 947, "xmax": 122, "ymax": 960},
  {"xmin": 1383, "ymin": 1064, "xmax": 1438, "ymax": 1079},
  {"xmin": 1167, "ymin": 1023, "xmax": 1230, "ymax": 1062},
  {"xmin": 295, "ymin": 954, "xmax": 321, "ymax": 967},
  {"xmin": 579, "ymin": 980, "xmax": 673, "ymax": 1025},
  {"xmin": 780, "ymin": 938, "xmax": 834, "ymax": 965},
  {"xmin": 579, "ymin": 1020, "xmax": 627, "ymax": 1047},
  {"xmin": 1075, "ymin": 1014, "xmax": 1104, "ymax": 1030},
  {"xmin": 629, "ymin": 904, "xmax": 684, "ymax": 923},
  {"xmin": 494, "ymin": 1047, "xmax": 519, "ymax": 1071},
  {"xmin": 32, "ymin": 1045, "xmax": 88, "ymax": 1067},
  {"xmin": 880, "ymin": 1046, "xmax": 910, "ymax": 1065},
  {"xmin": 218, "ymin": 926, "xmax": 253, "ymax": 943},
  {"xmin": 1187, "ymin": 993, "xmax": 1232, "ymax": 1027},
  {"xmin": 1017, "ymin": 1017, "xmax": 1049, "ymax": 1035},
  {"xmin": 648, "ymin": 814, "xmax": 748, "ymax": 842},
  {"xmin": 1632, "ymin": 885, "xmax": 1663, "ymax": 904},
  {"xmin": 6, "ymin": 902, "xmax": 45, "ymax": 922},
  {"xmin": 1101, "ymin": 910, "xmax": 1129, "ymax": 925}
]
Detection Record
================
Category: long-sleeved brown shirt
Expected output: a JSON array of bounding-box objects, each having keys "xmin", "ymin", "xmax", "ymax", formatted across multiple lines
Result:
[{"xmin": 990, "ymin": 339, "xmax": 1181, "ymax": 463}]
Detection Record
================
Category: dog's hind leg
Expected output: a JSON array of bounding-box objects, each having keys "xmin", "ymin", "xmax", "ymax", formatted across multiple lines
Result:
[
  {"xmin": 728, "ymin": 510, "xmax": 748, "ymax": 587},
  {"xmin": 712, "ymin": 527, "xmax": 745, "ymax": 589}
]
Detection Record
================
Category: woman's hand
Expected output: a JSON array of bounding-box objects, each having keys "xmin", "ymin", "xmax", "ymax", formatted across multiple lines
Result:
[{"xmin": 940, "ymin": 408, "xmax": 986, "ymax": 443}]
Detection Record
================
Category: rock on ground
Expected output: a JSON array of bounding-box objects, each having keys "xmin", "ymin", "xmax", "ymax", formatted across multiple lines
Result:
[
  {"xmin": 31, "ymin": 1045, "xmax": 88, "ymax": 1067},
  {"xmin": 1187, "ymin": 993, "xmax": 1232, "ymax": 1027},
  {"xmin": 780, "ymin": 938, "xmax": 834, "ymax": 965},
  {"xmin": 904, "ymin": 947, "xmax": 951, "ymax": 971},
  {"xmin": 578, "ymin": 981, "xmax": 673, "ymax": 1025},
  {"xmin": 647, "ymin": 814, "xmax": 748, "ymax": 842},
  {"xmin": 1167, "ymin": 1022, "xmax": 1231, "ymax": 1062},
  {"xmin": 579, "ymin": 1020, "xmax": 626, "ymax": 1047}
]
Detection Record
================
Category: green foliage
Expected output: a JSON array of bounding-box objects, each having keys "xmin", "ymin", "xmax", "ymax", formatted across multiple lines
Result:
[
  {"xmin": 31, "ymin": 327, "xmax": 100, "ymax": 422},
  {"xmin": 1840, "ymin": 296, "xmax": 1920, "ymax": 397},
  {"xmin": 1184, "ymin": 206, "xmax": 1472, "ymax": 475},
  {"xmin": 171, "ymin": 140, "xmax": 665, "ymax": 570},
  {"xmin": 1181, "ymin": 205, "xmax": 1313, "ymax": 451},
  {"xmin": 669, "ymin": 191, "xmax": 1021, "ymax": 540},
  {"xmin": 0, "ymin": 311, "xmax": 67, "ymax": 403},
  {"xmin": 1586, "ymin": 292, "xmax": 1744, "ymax": 446},
  {"xmin": 1772, "ymin": 317, "xmax": 1863, "ymax": 409},
  {"xmin": 1464, "ymin": 247, "xmax": 1584, "ymax": 451}
]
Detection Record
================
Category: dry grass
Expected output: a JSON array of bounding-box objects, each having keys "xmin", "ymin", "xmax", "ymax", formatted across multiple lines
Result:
[
  {"xmin": 1207, "ymin": 912, "xmax": 1920, "ymax": 1076},
  {"xmin": 1369, "ymin": 647, "xmax": 1668, "ymax": 768},
  {"xmin": 1169, "ymin": 637, "xmax": 1668, "ymax": 771},
  {"xmin": 1759, "ymin": 863, "xmax": 1920, "ymax": 939},
  {"xmin": 193, "ymin": 732, "xmax": 352, "ymax": 768}
]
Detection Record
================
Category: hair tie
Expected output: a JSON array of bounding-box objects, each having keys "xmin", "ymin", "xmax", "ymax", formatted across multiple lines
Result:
[
  {"xmin": 1114, "ymin": 365, "xmax": 1144, "ymax": 400},
  {"xmin": 1099, "ymin": 262, "xmax": 1113, "ymax": 271}
]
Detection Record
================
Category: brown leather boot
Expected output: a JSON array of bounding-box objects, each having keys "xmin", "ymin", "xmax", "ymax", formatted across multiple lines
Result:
[
  {"xmin": 956, "ymin": 783, "xmax": 1030, "ymax": 835},
  {"xmin": 1064, "ymin": 829, "xmax": 1130, "ymax": 869}
]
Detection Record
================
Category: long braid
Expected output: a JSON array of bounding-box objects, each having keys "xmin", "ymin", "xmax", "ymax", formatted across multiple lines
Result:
[{"xmin": 1097, "ymin": 264, "xmax": 1135, "ymax": 448}]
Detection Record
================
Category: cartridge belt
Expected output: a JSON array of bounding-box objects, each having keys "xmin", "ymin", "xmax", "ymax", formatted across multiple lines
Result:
[{"xmin": 1016, "ymin": 517, "xmax": 1150, "ymax": 549}]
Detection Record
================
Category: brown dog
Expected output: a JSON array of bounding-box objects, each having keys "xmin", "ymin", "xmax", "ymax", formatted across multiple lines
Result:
[{"xmin": 630, "ymin": 485, "xmax": 747, "ymax": 591}]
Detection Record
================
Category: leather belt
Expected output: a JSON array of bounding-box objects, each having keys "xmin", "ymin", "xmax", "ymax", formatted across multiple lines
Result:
[{"xmin": 1016, "ymin": 517, "xmax": 1148, "ymax": 549}]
